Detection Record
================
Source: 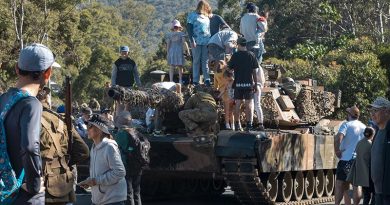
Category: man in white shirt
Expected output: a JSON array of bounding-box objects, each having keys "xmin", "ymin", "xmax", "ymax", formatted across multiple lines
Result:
[{"xmin": 334, "ymin": 105, "xmax": 366, "ymax": 205}]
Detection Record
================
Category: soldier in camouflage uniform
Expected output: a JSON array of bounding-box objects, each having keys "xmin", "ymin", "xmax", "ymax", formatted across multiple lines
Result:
[
  {"xmin": 179, "ymin": 91, "xmax": 218, "ymax": 138},
  {"xmin": 37, "ymin": 88, "xmax": 89, "ymax": 205}
]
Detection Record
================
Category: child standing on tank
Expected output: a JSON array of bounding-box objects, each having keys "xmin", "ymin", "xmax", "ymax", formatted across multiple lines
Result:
[
  {"xmin": 218, "ymin": 69, "xmax": 235, "ymax": 130},
  {"xmin": 166, "ymin": 19, "xmax": 190, "ymax": 84}
]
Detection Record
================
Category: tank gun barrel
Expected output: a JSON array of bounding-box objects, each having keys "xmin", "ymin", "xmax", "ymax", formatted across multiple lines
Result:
[{"xmin": 108, "ymin": 85, "xmax": 184, "ymax": 112}]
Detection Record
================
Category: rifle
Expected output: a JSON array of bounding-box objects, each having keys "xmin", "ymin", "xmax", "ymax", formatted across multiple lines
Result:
[{"xmin": 65, "ymin": 76, "xmax": 73, "ymax": 162}]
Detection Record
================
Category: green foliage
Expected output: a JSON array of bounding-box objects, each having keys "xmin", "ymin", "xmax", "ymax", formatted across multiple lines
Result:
[
  {"xmin": 287, "ymin": 40, "xmax": 329, "ymax": 60},
  {"xmin": 267, "ymin": 57, "xmax": 339, "ymax": 88},
  {"xmin": 141, "ymin": 59, "xmax": 170, "ymax": 87},
  {"xmin": 318, "ymin": 2, "xmax": 341, "ymax": 24},
  {"xmin": 73, "ymin": 45, "xmax": 116, "ymax": 102},
  {"xmin": 376, "ymin": 44, "xmax": 390, "ymax": 84}
]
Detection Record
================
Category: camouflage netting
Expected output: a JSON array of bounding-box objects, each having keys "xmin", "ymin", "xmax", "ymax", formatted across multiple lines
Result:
[
  {"xmin": 295, "ymin": 88, "xmax": 336, "ymax": 124},
  {"xmin": 109, "ymin": 86, "xmax": 185, "ymax": 114},
  {"xmin": 261, "ymin": 92, "xmax": 280, "ymax": 123}
]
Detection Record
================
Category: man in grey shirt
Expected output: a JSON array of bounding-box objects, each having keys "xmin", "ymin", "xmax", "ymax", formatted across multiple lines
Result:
[
  {"xmin": 0, "ymin": 44, "xmax": 55, "ymax": 204},
  {"xmin": 207, "ymin": 25, "xmax": 238, "ymax": 63},
  {"xmin": 369, "ymin": 97, "xmax": 390, "ymax": 205}
]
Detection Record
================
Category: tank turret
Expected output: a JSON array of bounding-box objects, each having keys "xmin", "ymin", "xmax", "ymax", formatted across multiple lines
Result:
[{"xmin": 261, "ymin": 64, "xmax": 340, "ymax": 128}]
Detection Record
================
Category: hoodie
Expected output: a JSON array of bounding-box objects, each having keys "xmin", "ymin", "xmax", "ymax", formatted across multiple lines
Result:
[{"xmin": 89, "ymin": 138, "xmax": 127, "ymax": 205}]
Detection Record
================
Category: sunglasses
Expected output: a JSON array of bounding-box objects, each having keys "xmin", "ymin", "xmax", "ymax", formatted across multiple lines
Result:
[{"xmin": 369, "ymin": 108, "xmax": 382, "ymax": 114}]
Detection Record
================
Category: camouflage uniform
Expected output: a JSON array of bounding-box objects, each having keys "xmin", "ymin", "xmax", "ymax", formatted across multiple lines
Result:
[
  {"xmin": 179, "ymin": 92, "xmax": 218, "ymax": 134},
  {"xmin": 40, "ymin": 105, "xmax": 89, "ymax": 204}
]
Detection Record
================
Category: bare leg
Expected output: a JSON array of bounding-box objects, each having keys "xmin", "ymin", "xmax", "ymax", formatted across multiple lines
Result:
[
  {"xmin": 234, "ymin": 100, "xmax": 242, "ymax": 130},
  {"xmin": 335, "ymin": 180, "xmax": 345, "ymax": 205},
  {"xmin": 353, "ymin": 186, "xmax": 363, "ymax": 205},
  {"xmin": 344, "ymin": 182, "xmax": 352, "ymax": 205},
  {"xmin": 178, "ymin": 66, "xmax": 183, "ymax": 83},
  {"xmin": 229, "ymin": 101, "xmax": 234, "ymax": 129},
  {"xmin": 170, "ymin": 65, "xmax": 175, "ymax": 82},
  {"xmin": 223, "ymin": 99, "xmax": 230, "ymax": 128}
]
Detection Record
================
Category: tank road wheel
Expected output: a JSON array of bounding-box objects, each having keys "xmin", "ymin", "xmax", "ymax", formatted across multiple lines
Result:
[
  {"xmin": 304, "ymin": 171, "xmax": 315, "ymax": 199},
  {"xmin": 264, "ymin": 173, "xmax": 278, "ymax": 202},
  {"xmin": 315, "ymin": 170, "xmax": 325, "ymax": 197},
  {"xmin": 199, "ymin": 178, "xmax": 211, "ymax": 193},
  {"xmin": 188, "ymin": 178, "xmax": 199, "ymax": 194},
  {"xmin": 292, "ymin": 171, "xmax": 304, "ymax": 201},
  {"xmin": 212, "ymin": 178, "xmax": 225, "ymax": 193},
  {"xmin": 174, "ymin": 178, "xmax": 198, "ymax": 195},
  {"xmin": 277, "ymin": 172, "xmax": 293, "ymax": 202},
  {"xmin": 325, "ymin": 170, "xmax": 335, "ymax": 196}
]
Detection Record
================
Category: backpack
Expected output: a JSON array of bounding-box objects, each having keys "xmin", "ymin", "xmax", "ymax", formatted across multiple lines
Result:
[
  {"xmin": 127, "ymin": 130, "xmax": 151, "ymax": 168},
  {"xmin": 40, "ymin": 109, "xmax": 75, "ymax": 199},
  {"xmin": 0, "ymin": 90, "xmax": 30, "ymax": 204}
]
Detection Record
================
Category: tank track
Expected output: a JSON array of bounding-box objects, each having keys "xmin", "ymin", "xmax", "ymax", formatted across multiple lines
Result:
[{"xmin": 221, "ymin": 158, "xmax": 335, "ymax": 205}]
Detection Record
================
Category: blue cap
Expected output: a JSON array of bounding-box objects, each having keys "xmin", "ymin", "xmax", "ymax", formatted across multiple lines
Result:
[
  {"xmin": 57, "ymin": 105, "xmax": 65, "ymax": 113},
  {"xmin": 120, "ymin": 46, "xmax": 129, "ymax": 52},
  {"xmin": 246, "ymin": 2, "xmax": 257, "ymax": 12},
  {"xmin": 18, "ymin": 43, "xmax": 55, "ymax": 72}
]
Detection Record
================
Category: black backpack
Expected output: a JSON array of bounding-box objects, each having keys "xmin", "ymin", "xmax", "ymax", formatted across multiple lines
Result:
[{"xmin": 127, "ymin": 130, "xmax": 151, "ymax": 168}]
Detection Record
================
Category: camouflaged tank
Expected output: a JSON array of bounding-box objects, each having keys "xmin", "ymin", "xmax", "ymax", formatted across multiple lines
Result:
[{"xmin": 83, "ymin": 76, "xmax": 343, "ymax": 204}]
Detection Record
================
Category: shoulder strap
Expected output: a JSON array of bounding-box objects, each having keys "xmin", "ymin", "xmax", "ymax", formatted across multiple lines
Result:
[
  {"xmin": 41, "ymin": 117, "xmax": 64, "ymax": 157},
  {"xmin": 0, "ymin": 90, "xmax": 30, "ymax": 201}
]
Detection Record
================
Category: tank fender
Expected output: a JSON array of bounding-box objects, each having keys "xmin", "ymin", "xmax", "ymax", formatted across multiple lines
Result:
[{"xmin": 215, "ymin": 130, "xmax": 267, "ymax": 158}]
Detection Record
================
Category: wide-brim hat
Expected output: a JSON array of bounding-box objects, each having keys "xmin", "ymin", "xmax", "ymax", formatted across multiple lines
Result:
[
  {"xmin": 114, "ymin": 111, "xmax": 133, "ymax": 129},
  {"xmin": 346, "ymin": 105, "xmax": 360, "ymax": 118},
  {"xmin": 88, "ymin": 114, "xmax": 110, "ymax": 135},
  {"xmin": 171, "ymin": 19, "xmax": 183, "ymax": 29},
  {"xmin": 368, "ymin": 97, "xmax": 390, "ymax": 109},
  {"xmin": 81, "ymin": 107, "xmax": 93, "ymax": 116}
]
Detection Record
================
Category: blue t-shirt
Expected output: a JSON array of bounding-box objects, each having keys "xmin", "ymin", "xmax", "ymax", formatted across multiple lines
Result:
[
  {"xmin": 338, "ymin": 120, "xmax": 366, "ymax": 161},
  {"xmin": 0, "ymin": 88, "xmax": 43, "ymax": 195},
  {"xmin": 187, "ymin": 12, "xmax": 211, "ymax": 45}
]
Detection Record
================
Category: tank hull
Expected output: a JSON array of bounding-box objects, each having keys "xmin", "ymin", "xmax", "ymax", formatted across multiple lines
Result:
[{"xmin": 141, "ymin": 120, "xmax": 343, "ymax": 204}]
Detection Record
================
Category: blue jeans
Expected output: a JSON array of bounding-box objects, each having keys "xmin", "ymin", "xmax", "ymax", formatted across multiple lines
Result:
[
  {"xmin": 246, "ymin": 41, "xmax": 265, "ymax": 64},
  {"xmin": 192, "ymin": 45, "xmax": 210, "ymax": 84}
]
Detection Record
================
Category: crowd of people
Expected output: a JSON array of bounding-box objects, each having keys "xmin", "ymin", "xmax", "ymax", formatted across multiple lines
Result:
[
  {"xmin": 2, "ymin": 1, "xmax": 390, "ymax": 205},
  {"xmin": 0, "ymin": 43, "xmax": 150, "ymax": 205},
  {"xmin": 334, "ymin": 100, "xmax": 390, "ymax": 205}
]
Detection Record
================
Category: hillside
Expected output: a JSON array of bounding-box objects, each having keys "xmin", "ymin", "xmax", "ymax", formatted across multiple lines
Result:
[
  {"xmin": 142, "ymin": 0, "xmax": 218, "ymax": 31},
  {"xmin": 96, "ymin": 0, "xmax": 218, "ymax": 51}
]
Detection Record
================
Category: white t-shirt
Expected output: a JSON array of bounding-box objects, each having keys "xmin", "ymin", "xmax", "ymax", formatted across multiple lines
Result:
[
  {"xmin": 240, "ymin": 13, "xmax": 260, "ymax": 42},
  {"xmin": 338, "ymin": 119, "xmax": 366, "ymax": 161},
  {"xmin": 152, "ymin": 82, "xmax": 176, "ymax": 91}
]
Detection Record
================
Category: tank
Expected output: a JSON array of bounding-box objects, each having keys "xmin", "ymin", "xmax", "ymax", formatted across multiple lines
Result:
[{"xmin": 78, "ymin": 69, "xmax": 343, "ymax": 204}]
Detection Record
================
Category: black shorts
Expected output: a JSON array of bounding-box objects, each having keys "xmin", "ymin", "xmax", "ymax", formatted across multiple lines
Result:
[
  {"xmin": 336, "ymin": 160, "xmax": 352, "ymax": 181},
  {"xmin": 234, "ymin": 89, "xmax": 254, "ymax": 100}
]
